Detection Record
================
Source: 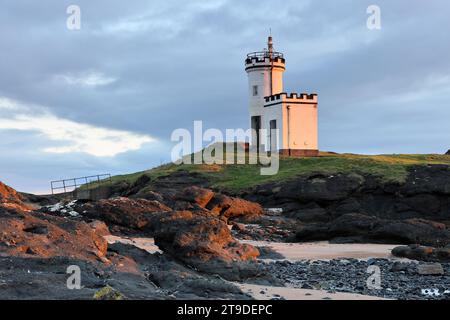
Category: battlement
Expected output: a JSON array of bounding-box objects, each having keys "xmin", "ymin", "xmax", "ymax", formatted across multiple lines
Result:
[
  {"xmin": 264, "ymin": 92, "xmax": 318, "ymax": 105},
  {"xmin": 245, "ymin": 51, "xmax": 286, "ymax": 71},
  {"xmin": 245, "ymin": 56, "xmax": 285, "ymax": 64}
]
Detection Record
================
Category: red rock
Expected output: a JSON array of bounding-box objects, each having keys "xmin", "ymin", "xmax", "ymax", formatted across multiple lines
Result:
[
  {"xmin": 151, "ymin": 210, "xmax": 259, "ymax": 265},
  {"xmin": 206, "ymin": 194, "xmax": 264, "ymax": 220},
  {"xmin": 0, "ymin": 207, "xmax": 108, "ymax": 262},
  {"xmin": 0, "ymin": 181, "xmax": 23, "ymax": 204},
  {"xmin": 175, "ymin": 186, "xmax": 215, "ymax": 208}
]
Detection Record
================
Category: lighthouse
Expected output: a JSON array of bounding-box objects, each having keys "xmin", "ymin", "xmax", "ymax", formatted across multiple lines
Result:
[{"xmin": 245, "ymin": 36, "xmax": 318, "ymax": 156}]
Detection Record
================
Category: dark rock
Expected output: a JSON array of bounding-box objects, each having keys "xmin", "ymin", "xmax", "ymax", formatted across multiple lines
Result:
[
  {"xmin": 392, "ymin": 244, "xmax": 450, "ymax": 262},
  {"xmin": 23, "ymin": 225, "xmax": 49, "ymax": 235},
  {"xmin": 132, "ymin": 190, "xmax": 165, "ymax": 203},
  {"xmin": 290, "ymin": 207, "xmax": 330, "ymax": 222},
  {"xmin": 296, "ymin": 214, "xmax": 450, "ymax": 246},
  {"xmin": 82, "ymin": 197, "xmax": 172, "ymax": 230},
  {"xmin": 276, "ymin": 173, "xmax": 365, "ymax": 203},
  {"xmin": 248, "ymin": 166, "xmax": 450, "ymax": 222},
  {"xmin": 390, "ymin": 261, "xmax": 412, "ymax": 272}
]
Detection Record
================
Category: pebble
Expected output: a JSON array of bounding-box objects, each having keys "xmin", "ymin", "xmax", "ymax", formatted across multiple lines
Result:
[{"xmin": 264, "ymin": 258, "xmax": 450, "ymax": 300}]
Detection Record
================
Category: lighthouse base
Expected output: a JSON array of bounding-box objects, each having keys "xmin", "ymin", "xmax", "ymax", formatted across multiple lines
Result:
[{"xmin": 279, "ymin": 149, "xmax": 319, "ymax": 157}]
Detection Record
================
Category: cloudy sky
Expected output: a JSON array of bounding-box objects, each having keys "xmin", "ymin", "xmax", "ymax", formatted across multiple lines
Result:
[{"xmin": 1, "ymin": 0, "xmax": 449, "ymax": 193}]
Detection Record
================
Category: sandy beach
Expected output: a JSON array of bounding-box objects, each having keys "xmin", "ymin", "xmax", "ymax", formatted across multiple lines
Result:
[
  {"xmin": 105, "ymin": 236, "xmax": 401, "ymax": 262},
  {"xmin": 236, "ymin": 283, "xmax": 388, "ymax": 300},
  {"xmin": 104, "ymin": 236, "xmax": 405, "ymax": 300},
  {"xmin": 241, "ymin": 240, "xmax": 401, "ymax": 261}
]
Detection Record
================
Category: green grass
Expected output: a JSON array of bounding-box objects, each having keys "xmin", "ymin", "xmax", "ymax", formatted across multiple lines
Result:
[{"xmin": 92, "ymin": 151, "xmax": 450, "ymax": 192}]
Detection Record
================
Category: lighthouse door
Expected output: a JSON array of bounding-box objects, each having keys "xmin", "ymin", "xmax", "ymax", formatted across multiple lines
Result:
[
  {"xmin": 269, "ymin": 120, "xmax": 277, "ymax": 152},
  {"xmin": 251, "ymin": 116, "xmax": 261, "ymax": 153}
]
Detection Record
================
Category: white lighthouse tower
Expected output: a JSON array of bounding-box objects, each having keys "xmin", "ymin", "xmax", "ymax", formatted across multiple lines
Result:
[{"xmin": 245, "ymin": 36, "xmax": 318, "ymax": 156}]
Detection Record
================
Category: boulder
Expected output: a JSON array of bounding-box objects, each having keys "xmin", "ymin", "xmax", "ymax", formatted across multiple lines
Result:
[
  {"xmin": 82, "ymin": 197, "xmax": 172, "ymax": 230},
  {"xmin": 206, "ymin": 193, "xmax": 264, "ymax": 220},
  {"xmin": 175, "ymin": 186, "xmax": 215, "ymax": 208},
  {"xmin": 392, "ymin": 244, "xmax": 450, "ymax": 262},
  {"xmin": 417, "ymin": 263, "xmax": 444, "ymax": 276},
  {"xmin": 89, "ymin": 220, "xmax": 111, "ymax": 237},
  {"xmin": 372, "ymin": 218, "xmax": 448, "ymax": 245},
  {"xmin": 174, "ymin": 187, "xmax": 264, "ymax": 221},
  {"xmin": 149, "ymin": 210, "xmax": 260, "ymax": 280}
]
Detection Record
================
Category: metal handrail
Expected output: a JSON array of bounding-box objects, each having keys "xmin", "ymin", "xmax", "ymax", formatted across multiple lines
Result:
[
  {"xmin": 246, "ymin": 51, "xmax": 284, "ymax": 59},
  {"xmin": 50, "ymin": 174, "xmax": 112, "ymax": 194}
]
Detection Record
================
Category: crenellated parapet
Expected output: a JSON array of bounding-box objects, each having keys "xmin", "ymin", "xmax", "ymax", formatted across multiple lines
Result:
[
  {"xmin": 264, "ymin": 92, "xmax": 318, "ymax": 106},
  {"xmin": 245, "ymin": 51, "xmax": 286, "ymax": 71}
]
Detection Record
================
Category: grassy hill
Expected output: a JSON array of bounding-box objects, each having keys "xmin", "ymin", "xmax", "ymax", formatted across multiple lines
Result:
[{"xmin": 104, "ymin": 152, "xmax": 450, "ymax": 192}]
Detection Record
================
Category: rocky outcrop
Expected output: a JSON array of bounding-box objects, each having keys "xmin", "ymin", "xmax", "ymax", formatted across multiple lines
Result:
[
  {"xmin": 81, "ymin": 197, "xmax": 172, "ymax": 230},
  {"xmin": 0, "ymin": 182, "xmax": 256, "ymax": 299},
  {"xmin": 0, "ymin": 181, "xmax": 30, "ymax": 211},
  {"xmin": 392, "ymin": 244, "xmax": 450, "ymax": 262},
  {"xmin": 44, "ymin": 194, "xmax": 262, "ymax": 280},
  {"xmin": 0, "ymin": 241, "xmax": 252, "ymax": 300},
  {"xmin": 149, "ymin": 210, "xmax": 260, "ymax": 280},
  {"xmin": 0, "ymin": 182, "xmax": 108, "ymax": 262},
  {"xmin": 295, "ymin": 213, "xmax": 450, "ymax": 246},
  {"xmin": 206, "ymin": 193, "xmax": 264, "ymax": 220},
  {"xmin": 244, "ymin": 166, "xmax": 450, "ymax": 222},
  {"xmin": 77, "ymin": 194, "xmax": 262, "ymax": 280},
  {"xmin": 0, "ymin": 181, "xmax": 23, "ymax": 204},
  {"xmin": 0, "ymin": 207, "xmax": 108, "ymax": 262},
  {"xmin": 174, "ymin": 186, "xmax": 264, "ymax": 221}
]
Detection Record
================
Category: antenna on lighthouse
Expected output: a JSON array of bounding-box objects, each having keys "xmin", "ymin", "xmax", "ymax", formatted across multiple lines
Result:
[{"xmin": 268, "ymin": 30, "xmax": 273, "ymax": 58}]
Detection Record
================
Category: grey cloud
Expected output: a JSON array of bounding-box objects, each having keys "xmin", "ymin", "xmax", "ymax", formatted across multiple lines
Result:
[{"xmin": 1, "ymin": 0, "xmax": 450, "ymax": 192}]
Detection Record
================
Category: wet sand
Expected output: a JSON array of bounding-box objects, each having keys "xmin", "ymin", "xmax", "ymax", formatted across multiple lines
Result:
[
  {"xmin": 104, "ymin": 235, "xmax": 161, "ymax": 254},
  {"xmin": 236, "ymin": 283, "xmax": 388, "ymax": 300},
  {"xmin": 242, "ymin": 240, "xmax": 400, "ymax": 261},
  {"xmin": 105, "ymin": 236, "xmax": 400, "ymax": 261}
]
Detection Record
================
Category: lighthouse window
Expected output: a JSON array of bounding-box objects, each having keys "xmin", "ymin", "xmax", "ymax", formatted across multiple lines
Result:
[{"xmin": 253, "ymin": 85, "xmax": 258, "ymax": 96}]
